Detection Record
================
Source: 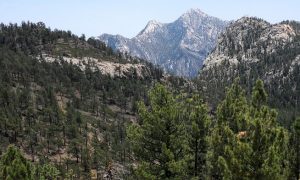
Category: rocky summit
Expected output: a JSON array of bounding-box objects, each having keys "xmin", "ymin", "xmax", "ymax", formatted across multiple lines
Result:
[
  {"xmin": 202, "ymin": 17, "xmax": 297, "ymax": 70},
  {"xmin": 99, "ymin": 9, "xmax": 228, "ymax": 77},
  {"xmin": 199, "ymin": 17, "xmax": 300, "ymax": 116}
]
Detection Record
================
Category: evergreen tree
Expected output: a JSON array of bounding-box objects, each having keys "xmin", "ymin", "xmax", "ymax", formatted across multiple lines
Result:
[
  {"xmin": 291, "ymin": 117, "xmax": 300, "ymax": 179},
  {"xmin": 250, "ymin": 79, "xmax": 290, "ymax": 179},
  {"xmin": 251, "ymin": 79, "xmax": 268, "ymax": 110},
  {"xmin": 207, "ymin": 80, "xmax": 250, "ymax": 179},
  {"xmin": 217, "ymin": 79, "xmax": 249, "ymax": 133},
  {"xmin": 185, "ymin": 95, "xmax": 210, "ymax": 178},
  {"xmin": 0, "ymin": 145, "xmax": 34, "ymax": 179},
  {"xmin": 207, "ymin": 79, "xmax": 291, "ymax": 179},
  {"xmin": 127, "ymin": 84, "xmax": 189, "ymax": 179},
  {"xmin": 36, "ymin": 163, "xmax": 60, "ymax": 180}
]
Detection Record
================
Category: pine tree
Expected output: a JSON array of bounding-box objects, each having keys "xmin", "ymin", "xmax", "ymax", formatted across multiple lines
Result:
[
  {"xmin": 251, "ymin": 79, "xmax": 267, "ymax": 110},
  {"xmin": 207, "ymin": 80, "xmax": 251, "ymax": 179},
  {"xmin": 217, "ymin": 79, "xmax": 249, "ymax": 133},
  {"xmin": 250, "ymin": 79, "xmax": 290, "ymax": 179},
  {"xmin": 185, "ymin": 95, "xmax": 210, "ymax": 178},
  {"xmin": 36, "ymin": 163, "xmax": 60, "ymax": 180},
  {"xmin": 207, "ymin": 79, "xmax": 291, "ymax": 179},
  {"xmin": 0, "ymin": 145, "xmax": 34, "ymax": 179},
  {"xmin": 127, "ymin": 84, "xmax": 189, "ymax": 179},
  {"xmin": 291, "ymin": 117, "xmax": 300, "ymax": 179}
]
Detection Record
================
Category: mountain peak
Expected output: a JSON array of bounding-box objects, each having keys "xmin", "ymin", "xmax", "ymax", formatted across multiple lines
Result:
[
  {"xmin": 180, "ymin": 8, "xmax": 208, "ymax": 19},
  {"xmin": 235, "ymin": 16, "xmax": 270, "ymax": 27},
  {"xmin": 147, "ymin": 20, "xmax": 161, "ymax": 25},
  {"xmin": 202, "ymin": 17, "xmax": 298, "ymax": 70},
  {"xmin": 188, "ymin": 8, "xmax": 207, "ymax": 15},
  {"xmin": 137, "ymin": 20, "xmax": 163, "ymax": 36},
  {"xmin": 99, "ymin": 9, "xmax": 227, "ymax": 77},
  {"xmin": 177, "ymin": 8, "xmax": 213, "ymax": 27}
]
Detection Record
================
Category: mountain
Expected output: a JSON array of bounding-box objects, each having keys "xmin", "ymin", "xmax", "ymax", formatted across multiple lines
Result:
[
  {"xmin": 202, "ymin": 17, "xmax": 297, "ymax": 69},
  {"xmin": 198, "ymin": 17, "xmax": 300, "ymax": 125},
  {"xmin": 0, "ymin": 21, "xmax": 299, "ymax": 179},
  {"xmin": 99, "ymin": 9, "xmax": 228, "ymax": 77}
]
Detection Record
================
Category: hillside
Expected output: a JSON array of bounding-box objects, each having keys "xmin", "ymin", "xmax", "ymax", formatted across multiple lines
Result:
[
  {"xmin": 99, "ymin": 9, "xmax": 228, "ymax": 77},
  {"xmin": 198, "ymin": 17, "xmax": 300, "ymax": 126},
  {"xmin": 0, "ymin": 22, "xmax": 191, "ymax": 178}
]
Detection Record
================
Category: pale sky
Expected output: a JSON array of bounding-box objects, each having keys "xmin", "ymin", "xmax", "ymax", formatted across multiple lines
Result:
[{"xmin": 0, "ymin": 0, "xmax": 299, "ymax": 38}]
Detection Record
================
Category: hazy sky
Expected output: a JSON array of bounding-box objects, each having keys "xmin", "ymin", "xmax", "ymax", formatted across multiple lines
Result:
[{"xmin": 0, "ymin": 0, "xmax": 299, "ymax": 38}]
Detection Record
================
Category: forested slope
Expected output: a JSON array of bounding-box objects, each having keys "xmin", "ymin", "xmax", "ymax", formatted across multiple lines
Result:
[{"xmin": 0, "ymin": 22, "xmax": 189, "ymax": 178}]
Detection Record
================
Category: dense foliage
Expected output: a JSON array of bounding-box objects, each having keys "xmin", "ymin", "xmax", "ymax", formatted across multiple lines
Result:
[
  {"xmin": 0, "ymin": 22, "xmax": 172, "ymax": 178},
  {"xmin": 0, "ymin": 145, "xmax": 60, "ymax": 179},
  {"xmin": 128, "ymin": 80, "xmax": 299, "ymax": 179},
  {"xmin": 0, "ymin": 21, "xmax": 299, "ymax": 179}
]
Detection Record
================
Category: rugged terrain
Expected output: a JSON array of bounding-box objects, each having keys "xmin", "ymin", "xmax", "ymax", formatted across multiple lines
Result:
[
  {"xmin": 99, "ymin": 9, "xmax": 228, "ymax": 77},
  {"xmin": 0, "ymin": 16, "xmax": 300, "ymax": 180},
  {"xmin": 198, "ymin": 17, "xmax": 300, "ymax": 125}
]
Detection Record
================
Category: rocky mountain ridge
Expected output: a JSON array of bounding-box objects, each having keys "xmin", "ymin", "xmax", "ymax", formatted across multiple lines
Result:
[
  {"xmin": 99, "ymin": 9, "xmax": 228, "ymax": 77},
  {"xmin": 39, "ymin": 54, "xmax": 152, "ymax": 78},
  {"xmin": 198, "ymin": 17, "xmax": 300, "ymax": 124},
  {"xmin": 203, "ymin": 17, "xmax": 297, "ymax": 69}
]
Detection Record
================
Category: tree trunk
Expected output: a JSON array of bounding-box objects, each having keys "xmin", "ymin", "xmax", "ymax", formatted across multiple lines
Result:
[{"xmin": 194, "ymin": 139, "xmax": 198, "ymax": 176}]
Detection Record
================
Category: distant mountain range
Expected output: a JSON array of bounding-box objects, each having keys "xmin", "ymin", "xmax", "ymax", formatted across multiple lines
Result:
[{"xmin": 99, "ymin": 9, "xmax": 228, "ymax": 77}]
